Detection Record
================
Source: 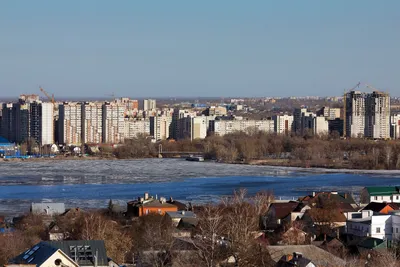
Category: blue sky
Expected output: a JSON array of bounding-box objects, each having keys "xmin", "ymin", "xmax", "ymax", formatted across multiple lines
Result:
[{"xmin": 0, "ymin": 1, "xmax": 399, "ymax": 98}]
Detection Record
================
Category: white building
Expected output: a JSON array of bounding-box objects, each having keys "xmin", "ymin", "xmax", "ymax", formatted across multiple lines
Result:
[
  {"xmin": 319, "ymin": 107, "xmax": 341, "ymax": 120},
  {"xmin": 273, "ymin": 115, "xmax": 294, "ymax": 135},
  {"xmin": 150, "ymin": 115, "xmax": 173, "ymax": 141},
  {"xmin": 361, "ymin": 186, "xmax": 400, "ymax": 204},
  {"xmin": 102, "ymin": 102, "xmax": 125, "ymax": 144},
  {"xmin": 345, "ymin": 210, "xmax": 392, "ymax": 240},
  {"xmin": 212, "ymin": 119, "xmax": 274, "ymax": 136},
  {"xmin": 30, "ymin": 102, "xmax": 54, "ymax": 145},
  {"xmin": 58, "ymin": 102, "xmax": 82, "ymax": 145},
  {"xmin": 81, "ymin": 102, "xmax": 103, "ymax": 144},
  {"xmin": 391, "ymin": 114, "xmax": 400, "ymax": 139},
  {"xmin": 124, "ymin": 118, "xmax": 150, "ymax": 139},
  {"xmin": 365, "ymin": 91, "xmax": 390, "ymax": 139},
  {"xmin": 345, "ymin": 91, "xmax": 366, "ymax": 138},
  {"xmin": 143, "ymin": 99, "xmax": 157, "ymax": 111},
  {"xmin": 302, "ymin": 114, "xmax": 329, "ymax": 136}
]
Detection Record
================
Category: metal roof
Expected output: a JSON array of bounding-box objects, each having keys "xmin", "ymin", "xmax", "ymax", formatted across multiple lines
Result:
[
  {"xmin": 44, "ymin": 240, "xmax": 109, "ymax": 267},
  {"xmin": 366, "ymin": 186, "xmax": 400, "ymax": 196},
  {"xmin": 9, "ymin": 242, "xmax": 77, "ymax": 267}
]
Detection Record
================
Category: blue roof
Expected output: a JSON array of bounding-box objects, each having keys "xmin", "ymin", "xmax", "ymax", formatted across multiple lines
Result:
[{"xmin": 0, "ymin": 137, "xmax": 11, "ymax": 143}]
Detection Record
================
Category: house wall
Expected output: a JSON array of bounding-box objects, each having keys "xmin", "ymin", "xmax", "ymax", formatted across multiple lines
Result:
[
  {"xmin": 346, "ymin": 221, "xmax": 370, "ymax": 237},
  {"xmin": 42, "ymin": 250, "xmax": 78, "ymax": 267},
  {"xmin": 139, "ymin": 206, "xmax": 178, "ymax": 216},
  {"xmin": 370, "ymin": 215, "xmax": 392, "ymax": 240},
  {"xmin": 369, "ymin": 195, "xmax": 393, "ymax": 203},
  {"xmin": 391, "ymin": 215, "xmax": 400, "ymax": 241}
]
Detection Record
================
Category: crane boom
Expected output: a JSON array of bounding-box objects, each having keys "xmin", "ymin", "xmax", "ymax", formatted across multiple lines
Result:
[{"xmin": 39, "ymin": 87, "xmax": 57, "ymax": 111}]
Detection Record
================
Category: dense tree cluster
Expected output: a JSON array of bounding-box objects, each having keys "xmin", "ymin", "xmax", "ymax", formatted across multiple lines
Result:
[{"xmin": 115, "ymin": 131, "xmax": 400, "ymax": 170}]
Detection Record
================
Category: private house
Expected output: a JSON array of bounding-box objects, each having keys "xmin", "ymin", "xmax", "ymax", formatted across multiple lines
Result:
[
  {"xmin": 166, "ymin": 210, "xmax": 196, "ymax": 227},
  {"xmin": 356, "ymin": 237, "xmax": 390, "ymax": 254},
  {"xmin": 127, "ymin": 193, "xmax": 178, "ymax": 217},
  {"xmin": 361, "ymin": 202, "xmax": 400, "ymax": 214},
  {"xmin": 175, "ymin": 217, "xmax": 199, "ymax": 238},
  {"xmin": 299, "ymin": 191, "xmax": 357, "ymax": 208},
  {"xmin": 30, "ymin": 203, "xmax": 65, "ymax": 216},
  {"xmin": 279, "ymin": 227, "xmax": 310, "ymax": 245},
  {"xmin": 7, "ymin": 242, "xmax": 78, "ymax": 267},
  {"xmin": 345, "ymin": 210, "xmax": 392, "ymax": 240},
  {"xmin": 44, "ymin": 240, "xmax": 118, "ymax": 267},
  {"xmin": 276, "ymin": 252, "xmax": 316, "ymax": 267},
  {"xmin": 47, "ymin": 222, "xmax": 64, "ymax": 241},
  {"xmin": 263, "ymin": 202, "xmax": 310, "ymax": 229},
  {"xmin": 361, "ymin": 186, "xmax": 400, "ymax": 204},
  {"xmin": 268, "ymin": 245, "xmax": 345, "ymax": 267}
]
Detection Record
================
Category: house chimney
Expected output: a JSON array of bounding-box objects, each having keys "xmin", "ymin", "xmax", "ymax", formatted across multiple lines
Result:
[
  {"xmin": 144, "ymin": 192, "xmax": 149, "ymax": 200},
  {"xmin": 344, "ymin": 193, "xmax": 348, "ymax": 199},
  {"xmin": 182, "ymin": 211, "xmax": 185, "ymax": 215},
  {"xmin": 312, "ymin": 192, "xmax": 316, "ymax": 197},
  {"xmin": 170, "ymin": 196, "xmax": 173, "ymax": 202},
  {"xmin": 94, "ymin": 250, "xmax": 98, "ymax": 267}
]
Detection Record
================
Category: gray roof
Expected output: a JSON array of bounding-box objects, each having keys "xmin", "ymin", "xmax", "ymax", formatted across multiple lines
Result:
[
  {"xmin": 268, "ymin": 245, "xmax": 345, "ymax": 266},
  {"xmin": 43, "ymin": 240, "xmax": 108, "ymax": 267},
  {"xmin": 31, "ymin": 203, "xmax": 65, "ymax": 215},
  {"xmin": 166, "ymin": 211, "xmax": 196, "ymax": 219},
  {"xmin": 9, "ymin": 242, "xmax": 67, "ymax": 266}
]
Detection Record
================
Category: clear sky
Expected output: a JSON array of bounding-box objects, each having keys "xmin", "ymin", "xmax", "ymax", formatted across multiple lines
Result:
[{"xmin": 0, "ymin": 1, "xmax": 399, "ymax": 98}]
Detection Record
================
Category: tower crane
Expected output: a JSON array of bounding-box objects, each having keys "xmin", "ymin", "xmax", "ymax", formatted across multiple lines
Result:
[{"xmin": 39, "ymin": 87, "xmax": 57, "ymax": 111}]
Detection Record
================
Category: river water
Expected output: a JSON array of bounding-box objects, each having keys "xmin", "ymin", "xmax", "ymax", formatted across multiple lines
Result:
[{"xmin": 0, "ymin": 158, "xmax": 399, "ymax": 216}]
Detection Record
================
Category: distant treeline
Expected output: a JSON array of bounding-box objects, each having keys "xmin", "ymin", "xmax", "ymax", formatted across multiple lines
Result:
[{"xmin": 113, "ymin": 131, "xmax": 400, "ymax": 170}]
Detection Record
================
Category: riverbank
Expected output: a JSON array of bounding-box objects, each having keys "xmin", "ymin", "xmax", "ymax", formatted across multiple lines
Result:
[{"xmin": 2, "ymin": 155, "xmax": 400, "ymax": 175}]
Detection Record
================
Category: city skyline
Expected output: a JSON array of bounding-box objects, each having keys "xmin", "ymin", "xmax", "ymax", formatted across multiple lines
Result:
[{"xmin": 1, "ymin": 1, "xmax": 399, "ymax": 98}]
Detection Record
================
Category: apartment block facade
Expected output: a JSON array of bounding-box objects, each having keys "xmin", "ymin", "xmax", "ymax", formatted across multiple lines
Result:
[
  {"xmin": 273, "ymin": 115, "xmax": 294, "ymax": 135},
  {"xmin": 124, "ymin": 119, "xmax": 150, "ymax": 139},
  {"xmin": 81, "ymin": 102, "xmax": 103, "ymax": 144},
  {"xmin": 102, "ymin": 102, "xmax": 125, "ymax": 144},
  {"xmin": 58, "ymin": 102, "xmax": 82, "ymax": 145}
]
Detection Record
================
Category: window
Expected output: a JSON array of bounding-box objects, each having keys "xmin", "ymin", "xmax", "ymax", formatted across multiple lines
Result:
[
  {"xmin": 145, "ymin": 209, "xmax": 149, "ymax": 215},
  {"xmin": 376, "ymin": 227, "xmax": 381, "ymax": 233},
  {"xmin": 374, "ymin": 196, "xmax": 378, "ymax": 200},
  {"xmin": 397, "ymin": 196, "xmax": 399, "ymax": 200},
  {"xmin": 397, "ymin": 228, "xmax": 399, "ymax": 234},
  {"xmin": 158, "ymin": 209, "xmax": 161, "ymax": 214},
  {"xmin": 381, "ymin": 196, "xmax": 384, "ymax": 200}
]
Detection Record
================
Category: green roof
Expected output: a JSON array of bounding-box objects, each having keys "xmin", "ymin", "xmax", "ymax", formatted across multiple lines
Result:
[{"xmin": 366, "ymin": 186, "xmax": 400, "ymax": 196}]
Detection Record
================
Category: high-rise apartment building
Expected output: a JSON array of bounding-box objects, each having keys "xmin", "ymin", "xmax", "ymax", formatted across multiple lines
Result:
[
  {"xmin": 211, "ymin": 119, "xmax": 274, "ymax": 137},
  {"xmin": 318, "ymin": 107, "xmax": 341, "ymax": 120},
  {"xmin": 124, "ymin": 119, "xmax": 150, "ymax": 139},
  {"xmin": 345, "ymin": 91, "xmax": 366, "ymax": 138},
  {"xmin": 391, "ymin": 114, "xmax": 400, "ymax": 139},
  {"xmin": 58, "ymin": 102, "xmax": 82, "ymax": 145},
  {"xmin": 143, "ymin": 99, "xmax": 156, "ymax": 111},
  {"xmin": 345, "ymin": 90, "xmax": 390, "ymax": 139},
  {"xmin": 81, "ymin": 102, "xmax": 103, "ymax": 144},
  {"xmin": 273, "ymin": 115, "xmax": 294, "ymax": 135},
  {"xmin": 1, "ymin": 103, "xmax": 31, "ymax": 143},
  {"xmin": 365, "ymin": 91, "xmax": 390, "ymax": 139},
  {"xmin": 102, "ymin": 102, "xmax": 125, "ymax": 144},
  {"xmin": 150, "ymin": 115, "xmax": 173, "ymax": 141},
  {"xmin": 30, "ymin": 102, "xmax": 54, "ymax": 145},
  {"xmin": 302, "ymin": 114, "xmax": 329, "ymax": 136}
]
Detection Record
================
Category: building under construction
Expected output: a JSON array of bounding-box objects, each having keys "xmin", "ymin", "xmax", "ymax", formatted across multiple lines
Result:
[{"xmin": 344, "ymin": 86, "xmax": 390, "ymax": 139}]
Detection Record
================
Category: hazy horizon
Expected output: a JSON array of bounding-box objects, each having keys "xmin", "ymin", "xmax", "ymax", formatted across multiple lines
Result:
[{"xmin": 1, "ymin": 1, "xmax": 399, "ymax": 98}]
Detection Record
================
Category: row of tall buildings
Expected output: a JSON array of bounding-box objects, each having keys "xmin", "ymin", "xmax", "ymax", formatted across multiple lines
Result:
[{"xmin": 0, "ymin": 91, "xmax": 398, "ymax": 146}]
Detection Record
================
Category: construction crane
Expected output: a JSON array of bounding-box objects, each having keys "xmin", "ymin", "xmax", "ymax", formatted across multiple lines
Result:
[
  {"xmin": 39, "ymin": 87, "xmax": 57, "ymax": 111},
  {"xmin": 365, "ymin": 83, "xmax": 380, "ymax": 92},
  {"xmin": 343, "ymin": 82, "xmax": 361, "ymax": 138}
]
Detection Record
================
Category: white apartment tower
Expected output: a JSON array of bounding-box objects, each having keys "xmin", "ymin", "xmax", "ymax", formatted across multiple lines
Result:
[
  {"xmin": 143, "ymin": 99, "xmax": 157, "ymax": 111},
  {"xmin": 345, "ymin": 91, "xmax": 366, "ymax": 138},
  {"xmin": 150, "ymin": 115, "xmax": 173, "ymax": 141},
  {"xmin": 102, "ymin": 102, "xmax": 125, "ymax": 144},
  {"xmin": 212, "ymin": 119, "xmax": 274, "ymax": 136},
  {"xmin": 30, "ymin": 102, "xmax": 54, "ymax": 145},
  {"xmin": 365, "ymin": 91, "xmax": 390, "ymax": 139},
  {"xmin": 81, "ymin": 102, "xmax": 103, "ymax": 144},
  {"xmin": 391, "ymin": 114, "xmax": 400, "ymax": 139},
  {"xmin": 58, "ymin": 102, "xmax": 82, "ymax": 145},
  {"xmin": 273, "ymin": 115, "xmax": 294, "ymax": 135}
]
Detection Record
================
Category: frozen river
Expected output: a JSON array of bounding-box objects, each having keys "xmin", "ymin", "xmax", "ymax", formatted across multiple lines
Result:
[{"xmin": 0, "ymin": 158, "xmax": 399, "ymax": 216}]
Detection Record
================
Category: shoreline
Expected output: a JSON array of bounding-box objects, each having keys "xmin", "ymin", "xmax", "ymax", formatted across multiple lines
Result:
[{"xmin": 2, "ymin": 156, "xmax": 400, "ymax": 175}]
